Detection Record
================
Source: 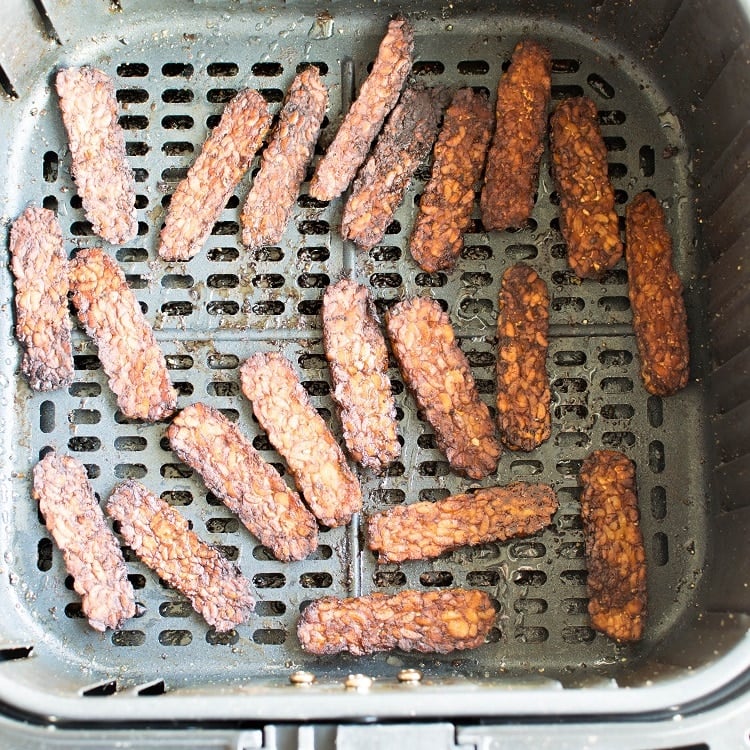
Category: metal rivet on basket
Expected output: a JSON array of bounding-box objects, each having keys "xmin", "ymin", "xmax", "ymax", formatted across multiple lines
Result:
[
  {"xmin": 344, "ymin": 673, "xmax": 373, "ymax": 691},
  {"xmin": 289, "ymin": 670, "xmax": 316, "ymax": 686},
  {"xmin": 397, "ymin": 668, "xmax": 422, "ymax": 684}
]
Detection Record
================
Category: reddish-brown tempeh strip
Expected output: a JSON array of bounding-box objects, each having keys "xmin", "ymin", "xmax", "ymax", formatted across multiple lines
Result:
[
  {"xmin": 159, "ymin": 89, "xmax": 271, "ymax": 261},
  {"xmin": 55, "ymin": 67, "xmax": 137, "ymax": 245},
  {"xmin": 367, "ymin": 483, "xmax": 558, "ymax": 563},
  {"xmin": 241, "ymin": 67, "xmax": 329, "ymax": 248},
  {"xmin": 309, "ymin": 17, "xmax": 414, "ymax": 201},
  {"xmin": 297, "ymin": 589, "xmax": 495, "ymax": 655},
  {"xmin": 550, "ymin": 96, "xmax": 623, "ymax": 279},
  {"xmin": 322, "ymin": 278, "xmax": 400, "ymax": 473},
  {"xmin": 579, "ymin": 450, "xmax": 647, "ymax": 642},
  {"xmin": 32, "ymin": 452, "xmax": 136, "ymax": 632},
  {"xmin": 106, "ymin": 480, "xmax": 255, "ymax": 633},
  {"xmin": 167, "ymin": 403, "xmax": 318, "ymax": 562},
  {"xmin": 386, "ymin": 297, "xmax": 501, "ymax": 479},
  {"xmin": 409, "ymin": 88, "xmax": 494, "ymax": 273},
  {"xmin": 341, "ymin": 86, "xmax": 444, "ymax": 252},
  {"xmin": 69, "ymin": 248, "xmax": 177, "ymax": 422},
  {"xmin": 496, "ymin": 263, "xmax": 551, "ymax": 451},
  {"xmin": 625, "ymin": 192, "xmax": 689, "ymax": 396},
  {"xmin": 9, "ymin": 207, "xmax": 73, "ymax": 391},
  {"xmin": 480, "ymin": 40, "xmax": 551, "ymax": 231},
  {"xmin": 240, "ymin": 353, "xmax": 362, "ymax": 527}
]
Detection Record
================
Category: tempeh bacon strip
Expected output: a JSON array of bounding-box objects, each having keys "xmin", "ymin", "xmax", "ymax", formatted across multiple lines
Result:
[
  {"xmin": 367, "ymin": 483, "xmax": 558, "ymax": 563},
  {"xmin": 480, "ymin": 40, "xmax": 551, "ymax": 231},
  {"xmin": 409, "ymin": 88, "xmax": 494, "ymax": 273},
  {"xmin": 386, "ymin": 297, "xmax": 501, "ymax": 479},
  {"xmin": 55, "ymin": 67, "xmax": 138, "ymax": 245},
  {"xmin": 496, "ymin": 263, "xmax": 551, "ymax": 450},
  {"xmin": 322, "ymin": 278, "xmax": 400, "ymax": 473},
  {"xmin": 341, "ymin": 86, "xmax": 444, "ymax": 252},
  {"xmin": 159, "ymin": 89, "xmax": 271, "ymax": 261},
  {"xmin": 241, "ymin": 67, "xmax": 328, "ymax": 248},
  {"xmin": 240, "ymin": 352, "xmax": 362, "ymax": 527},
  {"xmin": 9, "ymin": 206, "xmax": 74, "ymax": 391},
  {"xmin": 625, "ymin": 191, "xmax": 689, "ymax": 396},
  {"xmin": 309, "ymin": 17, "xmax": 414, "ymax": 201},
  {"xmin": 579, "ymin": 450, "xmax": 647, "ymax": 642},
  {"xmin": 167, "ymin": 403, "xmax": 318, "ymax": 562},
  {"xmin": 550, "ymin": 96, "xmax": 623, "ymax": 279},
  {"xmin": 32, "ymin": 451, "xmax": 136, "ymax": 632},
  {"xmin": 106, "ymin": 480, "xmax": 255, "ymax": 633},
  {"xmin": 69, "ymin": 248, "xmax": 177, "ymax": 422},
  {"xmin": 297, "ymin": 589, "xmax": 495, "ymax": 655}
]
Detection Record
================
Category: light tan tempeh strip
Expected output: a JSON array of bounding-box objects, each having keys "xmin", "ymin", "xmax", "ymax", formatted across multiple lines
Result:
[
  {"xmin": 69, "ymin": 248, "xmax": 177, "ymax": 422},
  {"xmin": 9, "ymin": 206, "xmax": 73, "ymax": 391},
  {"xmin": 107, "ymin": 480, "xmax": 255, "ymax": 633},
  {"xmin": 32, "ymin": 451, "xmax": 136, "ymax": 632},
  {"xmin": 56, "ymin": 67, "xmax": 138, "ymax": 245},
  {"xmin": 240, "ymin": 352, "xmax": 363, "ymax": 527},
  {"xmin": 159, "ymin": 89, "xmax": 271, "ymax": 261},
  {"xmin": 167, "ymin": 403, "xmax": 319, "ymax": 562},
  {"xmin": 241, "ymin": 67, "xmax": 328, "ymax": 248},
  {"xmin": 322, "ymin": 278, "xmax": 400, "ymax": 473}
]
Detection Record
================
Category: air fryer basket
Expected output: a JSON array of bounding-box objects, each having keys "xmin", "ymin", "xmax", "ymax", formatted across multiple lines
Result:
[{"xmin": 0, "ymin": 0, "xmax": 748, "ymax": 736}]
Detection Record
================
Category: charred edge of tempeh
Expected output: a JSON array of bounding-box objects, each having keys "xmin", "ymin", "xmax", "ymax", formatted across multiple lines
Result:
[
  {"xmin": 367, "ymin": 483, "xmax": 558, "ymax": 563},
  {"xmin": 579, "ymin": 450, "xmax": 647, "ymax": 642},
  {"xmin": 32, "ymin": 451, "xmax": 136, "ymax": 632},
  {"xmin": 106, "ymin": 480, "xmax": 255, "ymax": 633},
  {"xmin": 625, "ymin": 192, "xmax": 689, "ymax": 396},
  {"xmin": 55, "ymin": 67, "xmax": 137, "ymax": 245},
  {"xmin": 309, "ymin": 17, "xmax": 414, "ymax": 201},
  {"xmin": 480, "ymin": 40, "xmax": 551, "ymax": 231},
  {"xmin": 159, "ymin": 89, "xmax": 271, "ymax": 261},
  {"xmin": 322, "ymin": 278, "xmax": 400, "ymax": 473},
  {"xmin": 341, "ymin": 86, "xmax": 444, "ymax": 252},
  {"xmin": 167, "ymin": 403, "xmax": 318, "ymax": 562},
  {"xmin": 409, "ymin": 88, "xmax": 494, "ymax": 273},
  {"xmin": 240, "ymin": 352, "xmax": 362, "ymax": 527},
  {"xmin": 241, "ymin": 67, "xmax": 329, "ymax": 248},
  {"xmin": 550, "ymin": 96, "xmax": 623, "ymax": 279},
  {"xmin": 496, "ymin": 263, "xmax": 551, "ymax": 451},
  {"xmin": 297, "ymin": 589, "xmax": 495, "ymax": 655},
  {"xmin": 9, "ymin": 207, "xmax": 73, "ymax": 391},
  {"xmin": 69, "ymin": 248, "xmax": 177, "ymax": 422},
  {"xmin": 385, "ymin": 297, "xmax": 501, "ymax": 479}
]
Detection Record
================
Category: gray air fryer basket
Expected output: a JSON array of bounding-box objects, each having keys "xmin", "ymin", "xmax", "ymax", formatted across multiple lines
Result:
[{"xmin": 0, "ymin": 0, "xmax": 748, "ymax": 746}]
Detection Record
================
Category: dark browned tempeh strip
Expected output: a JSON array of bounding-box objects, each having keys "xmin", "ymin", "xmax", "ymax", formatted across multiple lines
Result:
[
  {"xmin": 32, "ymin": 452, "xmax": 136, "ymax": 632},
  {"xmin": 55, "ymin": 67, "xmax": 138, "ymax": 245},
  {"xmin": 409, "ymin": 88, "xmax": 494, "ymax": 273},
  {"xmin": 386, "ymin": 296, "xmax": 501, "ymax": 479},
  {"xmin": 496, "ymin": 263, "xmax": 551, "ymax": 450},
  {"xmin": 341, "ymin": 86, "xmax": 444, "ymax": 252},
  {"xmin": 69, "ymin": 248, "xmax": 177, "ymax": 422},
  {"xmin": 309, "ymin": 17, "xmax": 414, "ymax": 201},
  {"xmin": 480, "ymin": 40, "xmax": 551, "ymax": 231},
  {"xmin": 167, "ymin": 403, "xmax": 318, "ymax": 562},
  {"xmin": 579, "ymin": 450, "xmax": 647, "ymax": 642},
  {"xmin": 240, "ymin": 352, "xmax": 362, "ymax": 527},
  {"xmin": 159, "ymin": 89, "xmax": 271, "ymax": 261},
  {"xmin": 9, "ymin": 207, "xmax": 73, "ymax": 391},
  {"xmin": 322, "ymin": 278, "xmax": 400, "ymax": 473},
  {"xmin": 106, "ymin": 480, "xmax": 255, "ymax": 633},
  {"xmin": 550, "ymin": 96, "xmax": 623, "ymax": 279},
  {"xmin": 297, "ymin": 589, "xmax": 495, "ymax": 655},
  {"xmin": 367, "ymin": 483, "xmax": 558, "ymax": 563},
  {"xmin": 241, "ymin": 67, "xmax": 328, "ymax": 248},
  {"xmin": 625, "ymin": 191, "xmax": 689, "ymax": 396}
]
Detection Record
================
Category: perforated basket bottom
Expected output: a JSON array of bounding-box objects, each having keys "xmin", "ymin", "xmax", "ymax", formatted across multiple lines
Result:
[{"xmin": 3, "ymin": 12, "xmax": 707, "ymax": 694}]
